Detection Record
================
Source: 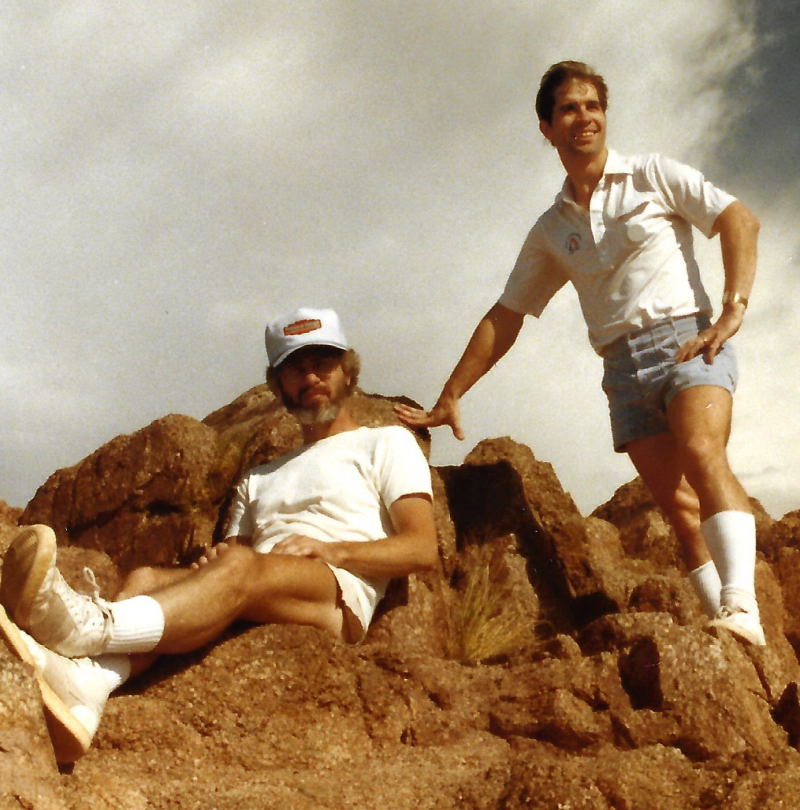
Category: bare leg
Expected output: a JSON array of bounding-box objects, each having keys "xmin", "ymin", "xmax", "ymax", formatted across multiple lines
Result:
[
  {"xmin": 625, "ymin": 430, "xmax": 709, "ymax": 569},
  {"xmin": 116, "ymin": 566, "xmax": 193, "ymax": 601},
  {"xmin": 665, "ymin": 385, "xmax": 750, "ymax": 517},
  {"xmin": 626, "ymin": 385, "xmax": 763, "ymax": 640},
  {"xmin": 114, "ymin": 567, "xmax": 195, "ymax": 678},
  {"xmin": 115, "ymin": 544, "xmax": 352, "ymax": 657}
]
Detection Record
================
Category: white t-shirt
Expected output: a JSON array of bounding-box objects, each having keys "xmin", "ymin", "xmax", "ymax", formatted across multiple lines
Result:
[
  {"xmin": 499, "ymin": 150, "xmax": 736, "ymax": 353},
  {"xmin": 225, "ymin": 425, "xmax": 433, "ymax": 632}
]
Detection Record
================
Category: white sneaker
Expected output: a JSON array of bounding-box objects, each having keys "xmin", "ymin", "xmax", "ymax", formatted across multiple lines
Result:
[
  {"xmin": 0, "ymin": 525, "xmax": 112, "ymax": 657},
  {"xmin": 709, "ymin": 605, "xmax": 766, "ymax": 647},
  {"xmin": 0, "ymin": 604, "xmax": 111, "ymax": 762}
]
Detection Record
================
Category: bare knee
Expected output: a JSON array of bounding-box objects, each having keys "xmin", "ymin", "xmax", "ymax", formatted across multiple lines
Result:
[
  {"xmin": 119, "ymin": 545, "xmax": 259, "ymax": 599},
  {"xmin": 680, "ymin": 433, "xmax": 729, "ymax": 479},
  {"xmin": 210, "ymin": 542, "xmax": 258, "ymax": 571},
  {"xmin": 195, "ymin": 543, "xmax": 260, "ymax": 600}
]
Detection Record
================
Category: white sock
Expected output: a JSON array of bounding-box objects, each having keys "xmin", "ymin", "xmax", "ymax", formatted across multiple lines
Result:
[
  {"xmin": 93, "ymin": 653, "xmax": 132, "ymax": 694},
  {"xmin": 105, "ymin": 595, "xmax": 165, "ymax": 654},
  {"xmin": 688, "ymin": 560, "xmax": 721, "ymax": 618},
  {"xmin": 701, "ymin": 510, "xmax": 758, "ymax": 614}
]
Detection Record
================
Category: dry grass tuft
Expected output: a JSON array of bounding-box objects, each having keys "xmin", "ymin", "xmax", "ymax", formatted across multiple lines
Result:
[{"xmin": 447, "ymin": 537, "xmax": 538, "ymax": 664}]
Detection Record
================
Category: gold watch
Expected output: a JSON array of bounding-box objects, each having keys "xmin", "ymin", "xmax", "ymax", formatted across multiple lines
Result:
[{"xmin": 722, "ymin": 291, "xmax": 748, "ymax": 308}]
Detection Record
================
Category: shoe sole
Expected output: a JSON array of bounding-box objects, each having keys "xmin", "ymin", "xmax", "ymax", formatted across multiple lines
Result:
[
  {"xmin": 0, "ymin": 525, "xmax": 57, "ymax": 628},
  {"xmin": 0, "ymin": 604, "xmax": 91, "ymax": 763}
]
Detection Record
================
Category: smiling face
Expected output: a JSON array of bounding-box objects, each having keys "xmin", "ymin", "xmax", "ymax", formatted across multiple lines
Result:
[{"xmin": 539, "ymin": 78, "xmax": 607, "ymax": 160}]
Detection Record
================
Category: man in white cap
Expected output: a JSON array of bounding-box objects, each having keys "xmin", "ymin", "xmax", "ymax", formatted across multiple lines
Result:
[{"xmin": 0, "ymin": 306, "xmax": 437, "ymax": 762}]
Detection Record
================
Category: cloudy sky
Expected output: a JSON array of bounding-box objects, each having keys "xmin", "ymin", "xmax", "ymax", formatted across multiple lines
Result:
[{"xmin": 2, "ymin": 1, "xmax": 797, "ymax": 518}]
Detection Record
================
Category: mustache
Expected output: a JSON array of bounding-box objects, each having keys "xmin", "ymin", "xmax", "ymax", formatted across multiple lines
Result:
[{"xmin": 299, "ymin": 384, "xmax": 328, "ymax": 399}]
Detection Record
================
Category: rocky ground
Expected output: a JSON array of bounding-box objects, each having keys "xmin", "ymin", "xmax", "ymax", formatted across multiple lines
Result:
[{"xmin": 1, "ymin": 385, "xmax": 799, "ymax": 809}]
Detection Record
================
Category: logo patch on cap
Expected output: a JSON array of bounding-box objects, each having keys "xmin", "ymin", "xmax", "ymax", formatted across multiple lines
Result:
[{"xmin": 283, "ymin": 318, "xmax": 322, "ymax": 336}]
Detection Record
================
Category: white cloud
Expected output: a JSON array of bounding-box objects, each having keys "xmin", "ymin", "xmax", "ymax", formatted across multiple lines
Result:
[{"xmin": 1, "ymin": 0, "xmax": 796, "ymax": 519}]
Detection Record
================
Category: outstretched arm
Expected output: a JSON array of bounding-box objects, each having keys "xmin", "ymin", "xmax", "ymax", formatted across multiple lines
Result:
[
  {"xmin": 394, "ymin": 302, "xmax": 524, "ymax": 438},
  {"xmin": 269, "ymin": 493, "xmax": 437, "ymax": 578},
  {"xmin": 676, "ymin": 200, "xmax": 759, "ymax": 364}
]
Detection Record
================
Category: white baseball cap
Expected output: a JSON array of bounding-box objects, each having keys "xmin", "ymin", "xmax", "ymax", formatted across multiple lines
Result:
[{"xmin": 265, "ymin": 307, "xmax": 350, "ymax": 368}]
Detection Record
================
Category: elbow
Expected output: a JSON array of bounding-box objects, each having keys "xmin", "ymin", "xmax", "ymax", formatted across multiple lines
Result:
[
  {"xmin": 421, "ymin": 552, "xmax": 438, "ymax": 573},
  {"xmin": 740, "ymin": 204, "xmax": 760, "ymax": 236},
  {"xmin": 417, "ymin": 533, "xmax": 439, "ymax": 572},
  {"xmin": 720, "ymin": 200, "xmax": 760, "ymax": 237}
]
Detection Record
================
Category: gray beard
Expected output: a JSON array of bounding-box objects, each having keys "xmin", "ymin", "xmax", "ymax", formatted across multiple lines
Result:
[{"xmin": 287, "ymin": 401, "xmax": 342, "ymax": 425}]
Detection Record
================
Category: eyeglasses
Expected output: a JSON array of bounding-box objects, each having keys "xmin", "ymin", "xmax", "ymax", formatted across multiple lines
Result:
[{"xmin": 278, "ymin": 354, "xmax": 341, "ymax": 382}]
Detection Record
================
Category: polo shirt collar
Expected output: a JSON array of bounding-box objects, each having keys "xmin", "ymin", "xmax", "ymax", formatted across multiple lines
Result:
[
  {"xmin": 555, "ymin": 149, "xmax": 633, "ymax": 205},
  {"xmin": 603, "ymin": 149, "xmax": 633, "ymax": 175}
]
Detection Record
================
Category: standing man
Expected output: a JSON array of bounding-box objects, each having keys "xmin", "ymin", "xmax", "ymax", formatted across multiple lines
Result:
[
  {"xmin": 396, "ymin": 61, "xmax": 762, "ymax": 646},
  {"xmin": 1, "ymin": 306, "xmax": 437, "ymax": 762}
]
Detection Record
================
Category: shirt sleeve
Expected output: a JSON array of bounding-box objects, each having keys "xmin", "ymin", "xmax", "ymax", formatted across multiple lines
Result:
[
  {"xmin": 498, "ymin": 221, "xmax": 569, "ymax": 316},
  {"xmin": 224, "ymin": 475, "xmax": 254, "ymax": 539},
  {"xmin": 372, "ymin": 427, "xmax": 433, "ymax": 508},
  {"xmin": 645, "ymin": 154, "xmax": 737, "ymax": 238}
]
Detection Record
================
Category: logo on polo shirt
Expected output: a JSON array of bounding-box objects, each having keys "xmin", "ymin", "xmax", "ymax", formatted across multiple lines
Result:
[
  {"xmin": 565, "ymin": 232, "xmax": 582, "ymax": 254},
  {"xmin": 283, "ymin": 318, "xmax": 322, "ymax": 336}
]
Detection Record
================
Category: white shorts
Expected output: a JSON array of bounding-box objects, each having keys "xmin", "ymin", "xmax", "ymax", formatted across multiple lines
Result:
[
  {"xmin": 249, "ymin": 541, "xmax": 386, "ymax": 641},
  {"xmin": 326, "ymin": 564, "xmax": 387, "ymax": 641}
]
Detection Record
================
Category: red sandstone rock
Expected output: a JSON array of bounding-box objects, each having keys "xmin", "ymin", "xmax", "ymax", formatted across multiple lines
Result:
[{"xmin": 1, "ymin": 389, "xmax": 799, "ymax": 808}]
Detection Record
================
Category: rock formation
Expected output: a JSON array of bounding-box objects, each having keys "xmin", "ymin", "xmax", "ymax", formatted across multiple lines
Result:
[{"xmin": 1, "ymin": 385, "xmax": 799, "ymax": 809}]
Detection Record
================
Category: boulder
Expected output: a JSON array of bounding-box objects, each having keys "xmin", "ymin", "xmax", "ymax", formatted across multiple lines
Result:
[
  {"xmin": 0, "ymin": 634, "xmax": 66, "ymax": 808},
  {"xmin": 1, "ymin": 389, "xmax": 799, "ymax": 809}
]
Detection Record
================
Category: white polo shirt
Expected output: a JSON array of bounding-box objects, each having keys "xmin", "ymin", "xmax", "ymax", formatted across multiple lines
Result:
[{"xmin": 499, "ymin": 150, "xmax": 736, "ymax": 353}]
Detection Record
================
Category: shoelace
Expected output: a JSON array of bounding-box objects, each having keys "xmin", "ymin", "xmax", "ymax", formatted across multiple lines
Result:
[
  {"xmin": 79, "ymin": 568, "xmax": 114, "ymax": 625},
  {"xmin": 82, "ymin": 568, "xmax": 102, "ymax": 601}
]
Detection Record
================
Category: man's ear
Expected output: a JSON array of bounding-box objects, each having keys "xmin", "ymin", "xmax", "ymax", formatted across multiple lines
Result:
[{"xmin": 539, "ymin": 118, "xmax": 552, "ymax": 144}]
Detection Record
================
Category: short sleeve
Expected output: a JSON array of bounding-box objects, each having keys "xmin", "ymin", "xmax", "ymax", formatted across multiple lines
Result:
[
  {"xmin": 499, "ymin": 222, "xmax": 569, "ymax": 316},
  {"xmin": 645, "ymin": 154, "xmax": 737, "ymax": 238},
  {"xmin": 224, "ymin": 475, "xmax": 254, "ymax": 539},
  {"xmin": 372, "ymin": 427, "xmax": 433, "ymax": 508}
]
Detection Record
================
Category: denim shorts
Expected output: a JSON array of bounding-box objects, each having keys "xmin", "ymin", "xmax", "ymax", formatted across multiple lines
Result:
[{"xmin": 601, "ymin": 313, "xmax": 738, "ymax": 452}]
